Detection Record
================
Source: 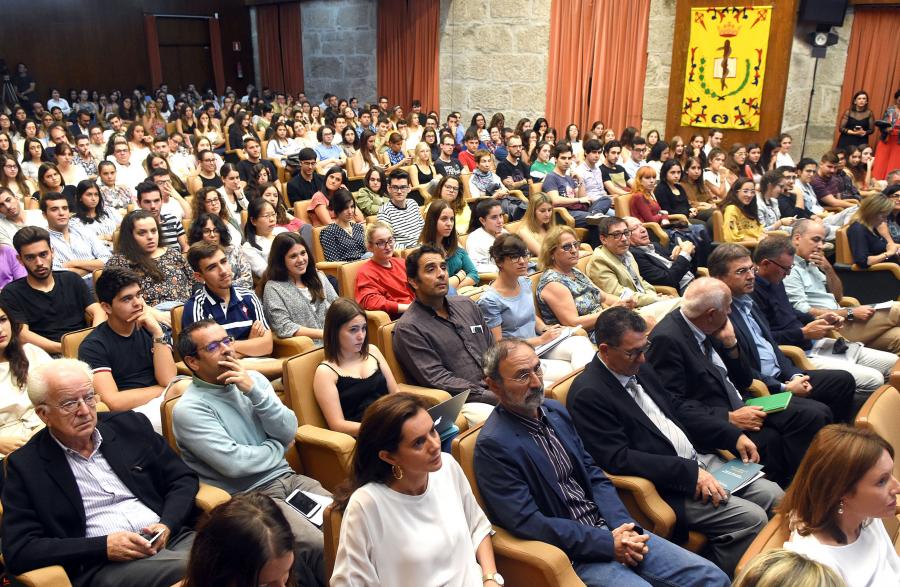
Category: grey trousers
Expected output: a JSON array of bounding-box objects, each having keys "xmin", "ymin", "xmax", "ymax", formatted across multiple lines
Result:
[
  {"xmin": 683, "ymin": 455, "xmax": 784, "ymax": 577},
  {"xmin": 257, "ymin": 472, "xmax": 332, "ymax": 587},
  {"xmin": 90, "ymin": 529, "xmax": 194, "ymax": 587}
]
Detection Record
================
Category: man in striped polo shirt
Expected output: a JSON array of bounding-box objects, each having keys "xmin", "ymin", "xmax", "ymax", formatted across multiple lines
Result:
[
  {"xmin": 376, "ymin": 169, "xmax": 424, "ymax": 250},
  {"xmin": 136, "ymin": 181, "xmax": 187, "ymax": 253}
]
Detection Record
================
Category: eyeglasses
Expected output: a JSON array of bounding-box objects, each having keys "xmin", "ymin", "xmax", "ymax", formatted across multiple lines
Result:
[
  {"xmin": 738, "ymin": 188, "xmax": 756, "ymax": 195},
  {"xmin": 300, "ymin": 161, "xmax": 316, "ymax": 167},
  {"xmin": 259, "ymin": 212, "xmax": 277, "ymax": 220},
  {"xmin": 202, "ymin": 228, "xmax": 220, "ymax": 236},
  {"xmin": 502, "ymin": 253, "xmax": 530, "ymax": 263},
  {"xmin": 559, "ymin": 241, "xmax": 581, "ymax": 252},
  {"xmin": 505, "ymin": 363, "xmax": 544, "ymax": 384},
  {"xmin": 197, "ymin": 335, "xmax": 234, "ymax": 354},
  {"xmin": 614, "ymin": 342, "xmax": 652, "ymax": 360},
  {"xmin": 389, "ymin": 185, "xmax": 410, "ymax": 192},
  {"xmin": 766, "ymin": 259, "xmax": 793, "ymax": 273},
  {"xmin": 114, "ymin": 148, "xmax": 129, "ymax": 154},
  {"xmin": 442, "ymin": 186, "xmax": 459, "ymax": 194},
  {"xmin": 55, "ymin": 392, "xmax": 98, "ymax": 415},
  {"xmin": 201, "ymin": 158, "xmax": 216, "ymax": 163},
  {"xmin": 373, "ymin": 237, "xmax": 396, "ymax": 249},
  {"xmin": 734, "ymin": 266, "xmax": 758, "ymax": 276},
  {"xmin": 605, "ymin": 230, "xmax": 632, "ymax": 240}
]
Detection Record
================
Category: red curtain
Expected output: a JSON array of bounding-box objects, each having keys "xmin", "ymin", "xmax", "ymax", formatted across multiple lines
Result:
[
  {"xmin": 834, "ymin": 7, "xmax": 900, "ymax": 148},
  {"xmin": 545, "ymin": 0, "xmax": 650, "ymax": 134},
  {"xmin": 208, "ymin": 16, "xmax": 226, "ymax": 96},
  {"xmin": 377, "ymin": 0, "xmax": 440, "ymax": 112},
  {"xmin": 257, "ymin": 3, "xmax": 304, "ymax": 95},
  {"xmin": 143, "ymin": 15, "xmax": 163, "ymax": 89}
]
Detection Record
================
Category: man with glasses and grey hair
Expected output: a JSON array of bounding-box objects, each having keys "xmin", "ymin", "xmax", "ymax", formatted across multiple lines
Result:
[
  {"xmin": 474, "ymin": 338, "xmax": 730, "ymax": 586},
  {"xmin": 1, "ymin": 358, "xmax": 198, "ymax": 587},
  {"xmin": 172, "ymin": 318, "xmax": 330, "ymax": 586}
]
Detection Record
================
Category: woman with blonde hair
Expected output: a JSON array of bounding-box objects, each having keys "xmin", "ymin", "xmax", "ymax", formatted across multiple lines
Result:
[
  {"xmin": 732, "ymin": 550, "xmax": 845, "ymax": 587},
  {"xmin": 410, "ymin": 141, "xmax": 438, "ymax": 191},
  {"xmin": 517, "ymin": 193, "xmax": 558, "ymax": 256},
  {"xmin": 847, "ymin": 193, "xmax": 899, "ymax": 267},
  {"xmin": 780, "ymin": 424, "xmax": 900, "ymax": 586},
  {"xmin": 431, "ymin": 175, "xmax": 469, "ymax": 234}
]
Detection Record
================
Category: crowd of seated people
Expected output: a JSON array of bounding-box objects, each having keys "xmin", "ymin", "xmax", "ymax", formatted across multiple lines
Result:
[{"xmin": 0, "ymin": 79, "xmax": 898, "ymax": 587}]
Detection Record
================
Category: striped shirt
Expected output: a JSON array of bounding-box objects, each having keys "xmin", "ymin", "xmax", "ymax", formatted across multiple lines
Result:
[
  {"xmin": 376, "ymin": 199, "xmax": 424, "ymax": 250},
  {"xmin": 51, "ymin": 428, "xmax": 160, "ymax": 538},
  {"xmin": 182, "ymin": 284, "xmax": 269, "ymax": 341},
  {"xmin": 48, "ymin": 225, "xmax": 111, "ymax": 270},
  {"xmin": 158, "ymin": 213, "xmax": 184, "ymax": 249},
  {"xmin": 506, "ymin": 407, "xmax": 605, "ymax": 528}
]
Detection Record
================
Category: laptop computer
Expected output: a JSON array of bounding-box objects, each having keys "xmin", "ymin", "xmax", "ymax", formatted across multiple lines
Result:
[{"xmin": 428, "ymin": 389, "xmax": 470, "ymax": 437}]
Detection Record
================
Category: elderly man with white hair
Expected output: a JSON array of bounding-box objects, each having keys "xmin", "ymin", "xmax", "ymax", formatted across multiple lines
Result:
[{"xmin": 0, "ymin": 358, "xmax": 198, "ymax": 587}]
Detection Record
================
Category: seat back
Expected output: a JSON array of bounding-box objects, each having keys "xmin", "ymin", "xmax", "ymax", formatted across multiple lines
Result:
[
  {"xmin": 160, "ymin": 377, "xmax": 193, "ymax": 455},
  {"xmin": 734, "ymin": 514, "xmax": 791, "ymax": 577},
  {"xmin": 576, "ymin": 254, "xmax": 590, "ymax": 274},
  {"xmin": 312, "ymin": 226, "xmax": 328, "ymax": 264},
  {"xmin": 546, "ymin": 368, "xmax": 584, "ymax": 405},
  {"xmin": 337, "ymin": 259, "xmax": 369, "ymax": 299},
  {"xmin": 855, "ymin": 385, "xmax": 900, "ymax": 479},
  {"xmin": 61, "ymin": 327, "xmax": 95, "ymax": 359},
  {"xmin": 283, "ymin": 347, "xmax": 329, "ymax": 429},
  {"xmin": 365, "ymin": 310, "xmax": 392, "ymax": 351},
  {"xmin": 711, "ymin": 209, "xmax": 725, "ymax": 242},
  {"xmin": 323, "ymin": 504, "xmax": 342, "ymax": 581},
  {"xmin": 171, "ymin": 304, "xmax": 185, "ymax": 354},
  {"xmin": 835, "ymin": 225, "xmax": 853, "ymax": 265},
  {"xmin": 451, "ymin": 423, "xmax": 487, "ymax": 508},
  {"xmin": 530, "ymin": 270, "xmax": 544, "ymax": 308},
  {"xmin": 378, "ymin": 321, "xmax": 408, "ymax": 384},
  {"xmin": 613, "ymin": 194, "xmax": 632, "ymax": 218}
]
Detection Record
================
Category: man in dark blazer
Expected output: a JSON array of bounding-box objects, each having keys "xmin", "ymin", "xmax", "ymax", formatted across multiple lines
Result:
[
  {"xmin": 708, "ymin": 244, "xmax": 855, "ymax": 424},
  {"xmin": 475, "ymin": 338, "xmax": 730, "ymax": 587},
  {"xmin": 625, "ymin": 216, "xmax": 696, "ymax": 293},
  {"xmin": 1, "ymin": 359, "xmax": 198, "ymax": 587},
  {"xmin": 569, "ymin": 307, "xmax": 782, "ymax": 576},
  {"xmin": 647, "ymin": 277, "xmax": 831, "ymax": 487}
]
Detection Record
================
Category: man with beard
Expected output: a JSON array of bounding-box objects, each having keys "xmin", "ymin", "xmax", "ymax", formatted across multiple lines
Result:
[
  {"xmin": 0, "ymin": 226, "xmax": 105, "ymax": 355},
  {"xmin": 78, "ymin": 268, "xmax": 176, "ymax": 432},
  {"xmin": 474, "ymin": 338, "xmax": 730, "ymax": 587}
]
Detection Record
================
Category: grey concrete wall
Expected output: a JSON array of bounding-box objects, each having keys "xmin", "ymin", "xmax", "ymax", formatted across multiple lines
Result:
[
  {"xmin": 438, "ymin": 0, "xmax": 551, "ymax": 123},
  {"xmin": 780, "ymin": 9, "xmax": 854, "ymax": 159},
  {"xmin": 301, "ymin": 0, "xmax": 378, "ymax": 105},
  {"xmin": 641, "ymin": 0, "xmax": 676, "ymax": 136}
]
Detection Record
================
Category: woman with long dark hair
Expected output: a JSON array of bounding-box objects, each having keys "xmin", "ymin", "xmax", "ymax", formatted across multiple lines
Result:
[
  {"xmin": 182, "ymin": 492, "xmax": 298, "ymax": 587},
  {"xmin": 260, "ymin": 232, "xmax": 336, "ymax": 343},
  {"xmin": 419, "ymin": 199, "xmax": 478, "ymax": 289},
  {"xmin": 242, "ymin": 198, "xmax": 287, "ymax": 278},
  {"xmin": 0, "ymin": 301, "xmax": 51, "ymax": 457},
  {"xmin": 720, "ymin": 177, "xmax": 764, "ymax": 244},
  {"xmin": 191, "ymin": 186, "xmax": 242, "ymax": 245},
  {"xmin": 331, "ymin": 393, "xmax": 498, "ymax": 586},
  {"xmin": 70, "ymin": 180, "xmax": 118, "ymax": 246},
  {"xmin": 836, "ymin": 90, "xmax": 875, "ymax": 151},
  {"xmin": 312, "ymin": 298, "xmax": 398, "ymax": 436},
  {"xmin": 187, "ymin": 212, "xmax": 253, "ymax": 290},
  {"xmin": 320, "ymin": 189, "xmax": 368, "ymax": 262}
]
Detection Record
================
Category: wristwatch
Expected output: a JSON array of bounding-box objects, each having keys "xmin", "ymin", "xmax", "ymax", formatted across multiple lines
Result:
[
  {"xmin": 846, "ymin": 308, "xmax": 854, "ymax": 322},
  {"xmin": 483, "ymin": 572, "xmax": 505, "ymax": 585},
  {"xmin": 153, "ymin": 335, "xmax": 169, "ymax": 345}
]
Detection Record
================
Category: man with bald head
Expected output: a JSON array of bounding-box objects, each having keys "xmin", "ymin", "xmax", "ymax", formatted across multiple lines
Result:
[
  {"xmin": 624, "ymin": 216, "xmax": 696, "ymax": 293},
  {"xmin": 1, "ymin": 359, "xmax": 198, "ymax": 587},
  {"xmin": 647, "ymin": 278, "xmax": 831, "ymax": 486}
]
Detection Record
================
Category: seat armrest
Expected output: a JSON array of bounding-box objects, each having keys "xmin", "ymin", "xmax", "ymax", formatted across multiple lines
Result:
[
  {"xmin": 748, "ymin": 379, "xmax": 769, "ymax": 397},
  {"xmin": 295, "ymin": 425, "xmax": 356, "ymax": 459},
  {"xmin": 195, "ymin": 482, "xmax": 231, "ymax": 513},
  {"xmin": 606, "ymin": 473, "xmax": 676, "ymax": 538},
  {"xmin": 294, "ymin": 425, "xmax": 356, "ymax": 490},
  {"xmin": 839, "ymin": 296, "xmax": 860, "ymax": 307},
  {"xmin": 553, "ymin": 207, "xmax": 576, "ymax": 227},
  {"xmin": 273, "ymin": 336, "xmax": 315, "ymax": 358},
  {"xmin": 490, "ymin": 526, "xmax": 584, "ymax": 587},
  {"xmin": 655, "ymin": 285, "xmax": 678, "ymax": 297},
  {"xmin": 14, "ymin": 566, "xmax": 72, "ymax": 587},
  {"xmin": 779, "ymin": 345, "xmax": 814, "ymax": 370},
  {"xmin": 860, "ymin": 262, "xmax": 900, "ymax": 280},
  {"xmin": 508, "ymin": 189, "xmax": 527, "ymax": 203}
]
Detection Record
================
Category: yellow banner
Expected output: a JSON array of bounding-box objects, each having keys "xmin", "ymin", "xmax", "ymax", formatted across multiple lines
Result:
[{"xmin": 681, "ymin": 6, "xmax": 772, "ymax": 131}]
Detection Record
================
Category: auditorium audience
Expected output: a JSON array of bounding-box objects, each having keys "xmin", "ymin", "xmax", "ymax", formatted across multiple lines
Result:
[
  {"xmin": 780, "ymin": 424, "xmax": 900, "ymax": 586},
  {"xmin": 2, "ymin": 358, "xmax": 198, "ymax": 587},
  {"xmin": 313, "ymin": 298, "xmax": 398, "ymax": 436},
  {"xmin": 517, "ymin": 193, "xmax": 558, "ymax": 256},
  {"xmin": 419, "ymin": 199, "xmax": 478, "ymax": 289},
  {"xmin": 376, "ymin": 169, "xmax": 423, "ymax": 249},
  {"xmin": 319, "ymin": 189, "xmax": 368, "ymax": 262},
  {"xmin": 242, "ymin": 198, "xmax": 288, "ymax": 278},
  {"xmin": 846, "ymin": 194, "xmax": 899, "ymax": 267},
  {"xmin": 70, "ymin": 179, "xmax": 118, "ymax": 246},
  {"xmin": 433, "ymin": 174, "xmax": 470, "ymax": 234},
  {"xmin": 172, "ymin": 319, "xmax": 329, "ymax": 587},
  {"xmin": 187, "ymin": 212, "xmax": 252, "ymax": 290},
  {"xmin": 0, "ymin": 226, "xmax": 105, "ymax": 355},
  {"xmin": 811, "ymin": 152, "xmax": 858, "ymax": 210},
  {"xmin": 42, "ymin": 190, "xmax": 110, "ymax": 277},
  {"xmin": 624, "ymin": 216, "xmax": 696, "ymax": 294},
  {"xmin": 331, "ymin": 393, "xmax": 499, "ymax": 586},
  {"xmin": 475, "ymin": 338, "xmax": 730, "ymax": 586},
  {"xmin": 135, "ymin": 180, "xmax": 188, "ymax": 253},
  {"xmin": 478, "ymin": 233, "xmax": 594, "ymax": 384},
  {"xmin": 569, "ymin": 307, "xmax": 781, "ymax": 575},
  {"xmin": 393, "ymin": 245, "xmax": 496, "ymax": 423},
  {"xmin": 79, "ymin": 268, "xmax": 175, "ymax": 431},
  {"xmin": 261, "ymin": 232, "xmax": 337, "ymax": 344},
  {"xmin": 355, "ymin": 222, "xmax": 414, "ymax": 318},
  {"xmin": 466, "ymin": 198, "xmax": 508, "ymax": 274},
  {"xmin": 182, "ymin": 492, "xmax": 297, "ymax": 587},
  {"xmin": 543, "ymin": 143, "xmax": 607, "ymax": 227},
  {"xmin": 646, "ymin": 277, "xmax": 831, "ymax": 487},
  {"xmin": 721, "ymin": 177, "xmax": 765, "ymax": 244},
  {"xmin": 191, "ymin": 186, "xmax": 243, "ymax": 245}
]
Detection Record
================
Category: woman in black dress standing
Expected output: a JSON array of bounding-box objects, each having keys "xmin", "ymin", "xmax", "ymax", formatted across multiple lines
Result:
[{"xmin": 836, "ymin": 90, "xmax": 874, "ymax": 150}]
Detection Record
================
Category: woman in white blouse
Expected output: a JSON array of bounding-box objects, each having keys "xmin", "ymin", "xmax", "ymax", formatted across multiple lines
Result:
[
  {"xmin": 70, "ymin": 180, "xmax": 120, "ymax": 248},
  {"xmin": 331, "ymin": 393, "xmax": 501, "ymax": 587},
  {"xmin": 781, "ymin": 424, "xmax": 900, "ymax": 587},
  {"xmin": 0, "ymin": 303, "xmax": 52, "ymax": 457},
  {"xmin": 242, "ymin": 198, "xmax": 286, "ymax": 278}
]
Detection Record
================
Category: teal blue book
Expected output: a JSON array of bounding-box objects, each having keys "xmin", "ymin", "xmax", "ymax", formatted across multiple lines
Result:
[{"xmin": 712, "ymin": 460, "xmax": 765, "ymax": 493}]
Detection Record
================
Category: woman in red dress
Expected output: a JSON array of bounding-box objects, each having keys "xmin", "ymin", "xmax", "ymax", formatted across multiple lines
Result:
[{"xmin": 873, "ymin": 89, "xmax": 900, "ymax": 181}]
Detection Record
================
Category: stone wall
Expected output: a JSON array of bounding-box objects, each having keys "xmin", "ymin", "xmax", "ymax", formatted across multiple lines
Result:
[
  {"xmin": 438, "ymin": 0, "xmax": 551, "ymax": 123},
  {"xmin": 641, "ymin": 0, "xmax": 677, "ymax": 136},
  {"xmin": 780, "ymin": 9, "xmax": 854, "ymax": 159},
  {"xmin": 300, "ymin": 0, "xmax": 377, "ymax": 105}
]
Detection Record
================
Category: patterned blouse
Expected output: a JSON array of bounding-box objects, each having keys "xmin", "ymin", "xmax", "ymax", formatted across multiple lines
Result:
[
  {"xmin": 71, "ymin": 210, "xmax": 120, "ymax": 245},
  {"xmin": 99, "ymin": 184, "xmax": 135, "ymax": 211},
  {"xmin": 320, "ymin": 222, "xmax": 367, "ymax": 262},
  {"xmin": 536, "ymin": 268, "xmax": 603, "ymax": 325},
  {"xmin": 105, "ymin": 247, "xmax": 195, "ymax": 307}
]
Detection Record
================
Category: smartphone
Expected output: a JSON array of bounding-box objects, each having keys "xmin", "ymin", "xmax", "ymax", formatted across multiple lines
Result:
[
  {"xmin": 285, "ymin": 488, "xmax": 322, "ymax": 519},
  {"xmin": 140, "ymin": 529, "xmax": 164, "ymax": 545}
]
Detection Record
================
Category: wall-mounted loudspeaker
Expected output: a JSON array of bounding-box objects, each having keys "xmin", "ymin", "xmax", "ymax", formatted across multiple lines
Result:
[{"xmin": 798, "ymin": 0, "xmax": 847, "ymax": 27}]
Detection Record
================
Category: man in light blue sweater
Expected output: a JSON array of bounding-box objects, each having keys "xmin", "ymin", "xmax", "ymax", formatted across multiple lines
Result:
[{"xmin": 172, "ymin": 319, "xmax": 329, "ymax": 587}]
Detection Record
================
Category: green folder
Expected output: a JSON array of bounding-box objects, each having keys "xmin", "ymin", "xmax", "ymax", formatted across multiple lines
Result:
[{"xmin": 745, "ymin": 391, "xmax": 792, "ymax": 413}]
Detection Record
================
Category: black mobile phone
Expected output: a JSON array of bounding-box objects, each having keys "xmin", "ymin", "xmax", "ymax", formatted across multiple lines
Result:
[{"xmin": 285, "ymin": 489, "xmax": 321, "ymax": 518}]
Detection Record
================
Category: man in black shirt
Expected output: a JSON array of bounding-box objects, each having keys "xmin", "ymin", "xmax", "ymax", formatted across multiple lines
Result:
[
  {"xmin": 434, "ymin": 135, "xmax": 463, "ymax": 178},
  {"xmin": 0, "ymin": 226, "xmax": 105, "ymax": 355},
  {"xmin": 236, "ymin": 137, "xmax": 277, "ymax": 183},
  {"xmin": 600, "ymin": 140, "xmax": 631, "ymax": 195},
  {"xmin": 496, "ymin": 135, "xmax": 531, "ymax": 197},
  {"xmin": 79, "ymin": 268, "xmax": 176, "ymax": 431},
  {"xmin": 287, "ymin": 147, "xmax": 323, "ymax": 204}
]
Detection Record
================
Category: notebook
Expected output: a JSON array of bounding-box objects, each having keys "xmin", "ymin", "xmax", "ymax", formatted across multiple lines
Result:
[{"xmin": 745, "ymin": 391, "xmax": 792, "ymax": 413}]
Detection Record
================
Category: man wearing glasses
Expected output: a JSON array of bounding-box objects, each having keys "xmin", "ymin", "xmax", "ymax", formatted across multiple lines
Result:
[
  {"xmin": 2, "ymin": 358, "xmax": 198, "ymax": 587},
  {"xmin": 586, "ymin": 216, "xmax": 682, "ymax": 323},
  {"xmin": 496, "ymin": 135, "xmax": 531, "ymax": 197},
  {"xmin": 622, "ymin": 137, "xmax": 649, "ymax": 179},
  {"xmin": 376, "ymin": 170, "xmax": 424, "ymax": 250},
  {"xmin": 287, "ymin": 148, "xmax": 324, "ymax": 204},
  {"xmin": 649, "ymin": 277, "xmax": 831, "ymax": 489},
  {"xmin": 475, "ymin": 338, "xmax": 731, "ymax": 587},
  {"xmin": 172, "ymin": 319, "xmax": 329, "ymax": 587},
  {"xmin": 313, "ymin": 125, "xmax": 345, "ymax": 174},
  {"xmin": 568, "ymin": 307, "xmax": 782, "ymax": 576}
]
